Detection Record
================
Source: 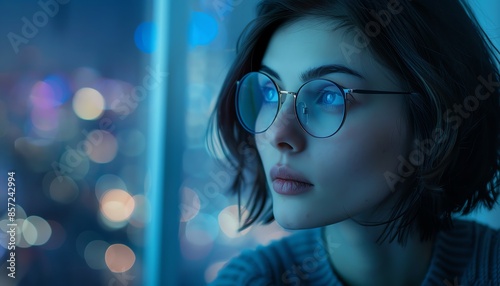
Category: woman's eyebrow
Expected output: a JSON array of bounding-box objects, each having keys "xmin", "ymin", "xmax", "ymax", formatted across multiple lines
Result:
[
  {"xmin": 260, "ymin": 65, "xmax": 281, "ymax": 80},
  {"xmin": 259, "ymin": 64, "xmax": 365, "ymax": 82},
  {"xmin": 301, "ymin": 65, "xmax": 365, "ymax": 81}
]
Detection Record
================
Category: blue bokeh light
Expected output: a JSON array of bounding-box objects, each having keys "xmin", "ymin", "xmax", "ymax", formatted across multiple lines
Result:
[
  {"xmin": 134, "ymin": 22, "xmax": 158, "ymax": 53},
  {"xmin": 44, "ymin": 75, "xmax": 71, "ymax": 106},
  {"xmin": 189, "ymin": 12, "xmax": 219, "ymax": 47}
]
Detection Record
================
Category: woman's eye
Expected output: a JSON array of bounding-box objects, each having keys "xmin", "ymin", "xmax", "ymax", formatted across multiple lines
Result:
[
  {"xmin": 262, "ymin": 86, "xmax": 278, "ymax": 102},
  {"xmin": 318, "ymin": 90, "xmax": 343, "ymax": 107}
]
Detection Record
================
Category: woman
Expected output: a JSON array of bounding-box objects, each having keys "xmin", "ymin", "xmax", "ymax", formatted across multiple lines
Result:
[{"xmin": 208, "ymin": 0, "xmax": 500, "ymax": 285}]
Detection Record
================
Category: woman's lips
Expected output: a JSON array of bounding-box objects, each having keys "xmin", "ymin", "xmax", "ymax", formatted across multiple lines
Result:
[
  {"xmin": 270, "ymin": 165, "xmax": 313, "ymax": 195},
  {"xmin": 272, "ymin": 179, "xmax": 314, "ymax": 195}
]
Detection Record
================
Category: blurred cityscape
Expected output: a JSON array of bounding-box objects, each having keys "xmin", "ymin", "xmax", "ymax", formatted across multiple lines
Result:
[{"xmin": 0, "ymin": 1, "xmax": 292, "ymax": 285}]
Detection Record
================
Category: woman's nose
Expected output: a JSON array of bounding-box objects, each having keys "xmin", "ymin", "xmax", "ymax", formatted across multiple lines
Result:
[{"xmin": 264, "ymin": 94, "xmax": 306, "ymax": 152}]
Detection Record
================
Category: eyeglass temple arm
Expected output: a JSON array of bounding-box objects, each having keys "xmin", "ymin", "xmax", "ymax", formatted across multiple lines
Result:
[{"xmin": 345, "ymin": 88, "xmax": 415, "ymax": 95}]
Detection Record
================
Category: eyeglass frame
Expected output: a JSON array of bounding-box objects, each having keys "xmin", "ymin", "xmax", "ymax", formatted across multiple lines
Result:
[{"xmin": 235, "ymin": 71, "xmax": 416, "ymax": 138}]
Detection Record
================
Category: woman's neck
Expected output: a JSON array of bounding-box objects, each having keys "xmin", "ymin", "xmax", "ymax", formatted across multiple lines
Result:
[{"xmin": 323, "ymin": 219, "xmax": 434, "ymax": 286}]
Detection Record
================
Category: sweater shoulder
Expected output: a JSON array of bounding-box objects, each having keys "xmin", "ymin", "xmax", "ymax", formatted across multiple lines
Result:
[
  {"xmin": 452, "ymin": 219, "xmax": 500, "ymax": 285},
  {"xmin": 209, "ymin": 228, "xmax": 331, "ymax": 286}
]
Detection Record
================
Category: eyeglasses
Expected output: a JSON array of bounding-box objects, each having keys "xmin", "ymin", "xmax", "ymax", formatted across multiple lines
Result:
[{"xmin": 235, "ymin": 71, "xmax": 414, "ymax": 138}]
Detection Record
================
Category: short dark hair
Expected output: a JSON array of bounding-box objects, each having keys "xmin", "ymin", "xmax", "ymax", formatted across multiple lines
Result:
[{"xmin": 207, "ymin": 0, "xmax": 500, "ymax": 243}]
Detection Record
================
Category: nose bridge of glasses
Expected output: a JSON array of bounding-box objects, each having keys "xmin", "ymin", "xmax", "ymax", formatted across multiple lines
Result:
[
  {"xmin": 279, "ymin": 90, "xmax": 297, "ymax": 106},
  {"xmin": 269, "ymin": 90, "xmax": 299, "ymax": 133},
  {"xmin": 274, "ymin": 90, "xmax": 297, "ymax": 124}
]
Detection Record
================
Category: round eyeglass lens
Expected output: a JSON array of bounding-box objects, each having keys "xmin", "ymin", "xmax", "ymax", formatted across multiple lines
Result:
[
  {"xmin": 236, "ymin": 72, "xmax": 279, "ymax": 133},
  {"xmin": 296, "ymin": 79, "xmax": 346, "ymax": 137}
]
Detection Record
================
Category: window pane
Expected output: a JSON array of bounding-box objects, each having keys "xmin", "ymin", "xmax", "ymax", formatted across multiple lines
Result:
[{"xmin": 0, "ymin": 1, "xmax": 157, "ymax": 285}]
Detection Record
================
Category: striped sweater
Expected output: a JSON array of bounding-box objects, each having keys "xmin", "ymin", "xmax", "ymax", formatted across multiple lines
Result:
[{"xmin": 211, "ymin": 220, "xmax": 499, "ymax": 285}]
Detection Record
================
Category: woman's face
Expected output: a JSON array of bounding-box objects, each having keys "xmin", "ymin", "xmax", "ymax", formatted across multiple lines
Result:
[{"xmin": 255, "ymin": 18, "xmax": 410, "ymax": 229}]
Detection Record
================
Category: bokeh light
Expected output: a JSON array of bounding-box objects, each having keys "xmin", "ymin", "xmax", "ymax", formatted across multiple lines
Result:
[
  {"xmin": 0, "ymin": 219, "xmax": 13, "ymax": 249},
  {"xmin": 0, "ymin": 220, "xmax": 18, "ymax": 249},
  {"xmin": 44, "ymin": 74, "xmax": 71, "ymax": 106},
  {"xmin": 134, "ymin": 22, "xmax": 158, "ymax": 53},
  {"xmin": 49, "ymin": 175, "xmax": 80, "ymax": 204},
  {"xmin": 100, "ymin": 189, "xmax": 135, "ymax": 222},
  {"xmin": 29, "ymin": 80, "xmax": 60, "ymax": 136},
  {"xmin": 0, "ymin": 1, "xmax": 200, "ymax": 282},
  {"xmin": 84, "ymin": 240, "xmax": 110, "ymax": 270},
  {"xmin": 205, "ymin": 261, "xmax": 228, "ymax": 284},
  {"xmin": 218, "ymin": 205, "xmax": 251, "ymax": 238},
  {"xmin": 72, "ymin": 87, "xmax": 105, "ymax": 120},
  {"xmin": 185, "ymin": 213, "xmax": 219, "ymax": 246},
  {"xmin": 105, "ymin": 244, "xmax": 136, "ymax": 273},
  {"xmin": 85, "ymin": 130, "xmax": 118, "ymax": 163},
  {"xmin": 30, "ymin": 81, "xmax": 57, "ymax": 109},
  {"xmin": 21, "ymin": 218, "xmax": 38, "ymax": 246},
  {"xmin": 0, "ymin": 3, "xmax": 285, "ymax": 284},
  {"xmin": 129, "ymin": 194, "xmax": 150, "ymax": 227},
  {"xmin": 95, "ymin": 174, "xmax": 128, "ymax": 200},
  {"xmin": 1, "ymin": 204, "xmax": 28, "ymax": 220},
  {"xmin": 14, "ymin": 218, "xmax": 31, "ymax": 248},
  {"xmin": 23, "ymin": 216, "xmax": 52, "ymax": 246},
  {"xmin": 98, "ymin": 212, "xmax": 128, "ymax": 230},
  {"xmin": 189, "ymin": 12, "xmax": 219, "ymax": 47},
  {"xmin": 180, "ymin": 187, "xmax": 201, "ymax": 222},
  {"xmin": 76, "ymin": 231, "xmax": 101, "ymax": 258},
  {"xmin": 31, "ymin": 106, "xmax": 59, "ymax": 133},
  {"xmin": 1, "ymin": 214, "xmax": 54, "ymax": 249}
]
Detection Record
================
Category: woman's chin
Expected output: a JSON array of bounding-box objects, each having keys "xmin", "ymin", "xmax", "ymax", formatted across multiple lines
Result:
[{"xmin": 273, "ymin": 208, "xmax": 346, "ymax": 230}]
